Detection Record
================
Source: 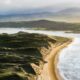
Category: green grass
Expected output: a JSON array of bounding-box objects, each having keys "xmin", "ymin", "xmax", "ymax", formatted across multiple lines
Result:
[{"xmin": 0, "ymin": 31, "xmax": 69, "ymax": 80}]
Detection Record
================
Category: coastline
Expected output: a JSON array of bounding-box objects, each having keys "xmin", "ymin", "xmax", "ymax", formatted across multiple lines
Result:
[
  {"xmin": 38, "ymin": 39, "xmax": 73, "ymax": 80},
  {"xmin": 54, "ymin": 39, "xmax": 73, "ymax": 80}
]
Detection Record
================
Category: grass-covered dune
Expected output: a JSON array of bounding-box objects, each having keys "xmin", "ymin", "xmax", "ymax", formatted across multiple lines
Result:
[{"xmin": 0, "ymin": 32, "xmax": 69, "ymax": 80}]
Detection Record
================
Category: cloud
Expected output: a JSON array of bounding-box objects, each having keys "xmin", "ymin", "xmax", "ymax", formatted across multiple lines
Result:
[
  {"xmin": 0, "ymin": 0, "xmax": 80, "ymax": 14},
  {"xmin": 0, "ymin": 0, "xmax": 54, "ymax": 9},
  {"xmin": 0, "ymin": 0, "xmax": 80, "ymax": 9}
]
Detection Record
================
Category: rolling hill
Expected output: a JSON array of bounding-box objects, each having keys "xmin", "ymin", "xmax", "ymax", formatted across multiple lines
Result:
[{"xmin": 0, "ymin": 20, "xmax": 80, "ymax": 31}]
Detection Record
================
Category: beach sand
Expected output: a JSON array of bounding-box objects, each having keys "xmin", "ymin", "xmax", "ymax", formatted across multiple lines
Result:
[{"xmin": 38, "ymin": 39, "xmax": 72, "ymax": 80}]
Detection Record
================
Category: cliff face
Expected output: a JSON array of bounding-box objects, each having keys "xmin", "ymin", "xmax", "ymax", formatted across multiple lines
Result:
[{"xmin": 0, "ymin": 32, "xmax": 69, "ymax": 80}]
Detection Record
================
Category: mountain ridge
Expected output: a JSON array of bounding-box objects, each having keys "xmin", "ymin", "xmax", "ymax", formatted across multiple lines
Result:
[{"xmin": 0, "ymin": 7, "xmax": 80, "ymax": 22}]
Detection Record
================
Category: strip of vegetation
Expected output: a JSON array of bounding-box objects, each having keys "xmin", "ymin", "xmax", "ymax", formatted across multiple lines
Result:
[
  {"xmin": 0, "ymin": 20, "xmax": 80, "ymax": 31},
  {"xmin": 0, "ymin": 31, "xmax": 69, "ymax": 80}
]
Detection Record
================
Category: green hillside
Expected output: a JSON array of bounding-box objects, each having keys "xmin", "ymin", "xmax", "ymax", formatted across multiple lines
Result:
[
  {"xmin": 0, "ymin": 32, "xmax": 69, "ymax": 80},
  {"xmin": 0, "ymin": 20, "xmax": 80, "ymax": 31}
]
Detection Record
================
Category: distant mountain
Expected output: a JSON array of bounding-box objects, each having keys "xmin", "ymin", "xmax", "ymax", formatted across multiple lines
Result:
[
  {"xmin": 0, "ymin": 12, "xmax": 54, "ymax": 22},
  {"xmin": 54, "ymin": 7, "xmax": 80, "ymax": 23},
  {"xmin": 0, "ymin": 7, "xmax": 80, "ymax": 23},
  {"xmin": 55, "ymin": 7, "xmax": 80, "ymax": 16}
]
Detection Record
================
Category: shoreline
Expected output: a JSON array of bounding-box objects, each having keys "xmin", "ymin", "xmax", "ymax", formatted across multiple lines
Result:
[
  {"xmin": 48, "ymin": 39, "xmax": 73, "ymax": 80},
  {"xmin": 54, "ymin": 39, "xmax": 73, "ymax": 80},
  {"xmin": 39, "ymin": 39, "xmax": 73, "ymax": 80}
]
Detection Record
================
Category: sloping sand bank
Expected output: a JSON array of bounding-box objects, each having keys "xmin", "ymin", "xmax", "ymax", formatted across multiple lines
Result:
[{"xmin": 38, "ymin": 39, "xmax": 72, "ymax": 80}]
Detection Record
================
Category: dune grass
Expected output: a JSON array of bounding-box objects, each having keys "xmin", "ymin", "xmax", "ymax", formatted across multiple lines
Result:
[{"xmin": 0, "ymin": 32, "xmax": 69, "ymax": 80}]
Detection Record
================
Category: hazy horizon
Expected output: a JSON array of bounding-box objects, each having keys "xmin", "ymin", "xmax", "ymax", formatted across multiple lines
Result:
[
  {"xmin": 0, "ymin": 0, "xmax": 80, "ymax": 23},
  {"xmin": 0, "ymin": 0, "xmax": 80, "ymax": 15}
]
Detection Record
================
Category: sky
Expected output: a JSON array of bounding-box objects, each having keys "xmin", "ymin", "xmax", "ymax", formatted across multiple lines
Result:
[{"xmin": 0, "ymin": 0, "xmax": 80, "ymax": 15}]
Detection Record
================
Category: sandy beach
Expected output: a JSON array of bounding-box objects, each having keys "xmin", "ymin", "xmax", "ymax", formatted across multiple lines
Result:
[{"xmin": 38, "ymin": 39, "xmax": 73, "ymax": 80}]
